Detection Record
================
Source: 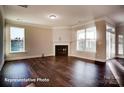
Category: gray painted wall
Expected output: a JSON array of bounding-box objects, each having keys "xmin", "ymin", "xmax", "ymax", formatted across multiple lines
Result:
[{"xmin": 0, "ymin": 6, "xmax": 4, "ymax": 71}]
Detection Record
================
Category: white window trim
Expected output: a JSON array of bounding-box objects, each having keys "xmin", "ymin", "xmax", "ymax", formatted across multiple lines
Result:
[
  {"xmin": 9, "ymin": 26, "xmax": 26, "ymax": 53},
  {"xmin": 76, "ymin": 27, "xmax": 96, "ymax": 53},
  {"xmin": 118, "ymin": 35, "xmax": 123, "ymax": 55}
]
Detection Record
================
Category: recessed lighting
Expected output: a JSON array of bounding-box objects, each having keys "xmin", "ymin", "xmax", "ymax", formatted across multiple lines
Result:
[{"xmin": 49, "ymin": 15, "xmax": 57, "ymax": 19}]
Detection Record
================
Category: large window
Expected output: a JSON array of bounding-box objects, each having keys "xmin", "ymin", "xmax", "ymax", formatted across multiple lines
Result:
[
  {"xmin": 10, "ymin": 27, "xmax": 25, "ymax": 53},
  {"xmin": 118, "ymin": 35, "xmax": 123, "ymax": 55},
  {"xmin": 77, "ymin": 29, "xmax": 85, "ymax": 51},
  {"xmin": 77, "ymin": 26, "xmax": 96, "ymax": 52},
  {"xmin": 106, "ymin": 25, "xmax": 115, "ymax": 59}
]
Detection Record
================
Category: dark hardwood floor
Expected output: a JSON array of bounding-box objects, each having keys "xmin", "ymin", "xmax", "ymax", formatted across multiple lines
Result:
[
  {"xmin": 0, "ymin": 56, "xmax": 119, "ymax": 87},
  {"xmin": 107, "ymin": 58, "xmax": 124, "ymax": 87}
]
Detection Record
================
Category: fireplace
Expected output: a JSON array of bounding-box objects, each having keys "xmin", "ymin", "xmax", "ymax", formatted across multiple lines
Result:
[{"xmin": 55, "ymin": 45, "xmax": 68, "ymax": 56}]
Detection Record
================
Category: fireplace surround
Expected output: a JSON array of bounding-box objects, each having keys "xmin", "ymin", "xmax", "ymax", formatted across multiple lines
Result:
[{"xmin": 55, "ymin": 45, "xmax": 68, "ymax": 56}]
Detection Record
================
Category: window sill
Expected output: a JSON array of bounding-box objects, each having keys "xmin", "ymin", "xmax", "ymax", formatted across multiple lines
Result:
[
  {"xmin": 76, "ymin": 50, "xmax": 96, "ymax": 53},
  {"xmin": 9, "ymin": 51, "xmax": 27, "ymax": 54}
]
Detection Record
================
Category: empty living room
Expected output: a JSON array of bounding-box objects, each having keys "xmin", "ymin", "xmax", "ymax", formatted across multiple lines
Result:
[{"xmin": 0, "ymin": 5, "xmax": 124, "ymax": 88}]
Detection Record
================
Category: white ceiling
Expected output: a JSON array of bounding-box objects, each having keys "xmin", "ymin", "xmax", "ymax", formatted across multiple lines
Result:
[{"xmin": 4, "ymin": 5, "xmax": 124, "ymax": 27}]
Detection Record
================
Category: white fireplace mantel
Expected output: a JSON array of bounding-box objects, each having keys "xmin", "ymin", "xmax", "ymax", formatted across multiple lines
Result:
[{"xmin": 53, "ymin": 41, "xmax": 71, "ymax": 56}]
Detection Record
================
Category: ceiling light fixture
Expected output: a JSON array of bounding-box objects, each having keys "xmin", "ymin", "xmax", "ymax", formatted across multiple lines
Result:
[{"xmin": 49, "ymin": 14, "xmax": 57, "ymax": 19}]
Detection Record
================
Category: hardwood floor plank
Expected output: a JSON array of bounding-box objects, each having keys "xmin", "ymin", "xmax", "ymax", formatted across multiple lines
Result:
[{"xmin": 0, "ymin": 56, "xmax": 119, "ymax": 87}]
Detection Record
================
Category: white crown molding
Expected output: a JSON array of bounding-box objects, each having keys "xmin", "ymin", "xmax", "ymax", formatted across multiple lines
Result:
[
  {"xmin": 71, "ymin": 16, "xmax": 116, "ymax": 29},
  {"xmin": 6, "ymin": 19, "xmax": 52, "ymax": 29},
  {"xmin": 52, "ymin": 26, "xmax": 71, "ymax": 30},
  {"xmin": 5, "ymin": 16, "xmax": 117, "ymax": 30},
  {"xmin": 6, "ymin": 19, "xmax": 72, "ymax": 30}
]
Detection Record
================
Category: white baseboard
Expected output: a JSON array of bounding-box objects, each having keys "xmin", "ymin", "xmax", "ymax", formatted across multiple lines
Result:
[
  {"xmin": 116, "ymin": 56, "xmax": 124, "ymax": 58},
  {"xmin": 95, "ymin": 58, "xmax": 106, "ymax": 62},
  {"xmin": 6, "ymin": 54, "xmax": 106, "ymax": 63},
  {"xmin": 5, "ymin": 54, "xmax": 53, "ymax": 61},
  {"xmin": 71, "ymin": 55, "xmax": 106, "ymax": 62}
]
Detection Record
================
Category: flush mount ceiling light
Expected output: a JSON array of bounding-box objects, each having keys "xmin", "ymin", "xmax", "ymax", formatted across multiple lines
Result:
[{"xmin": 49, "ymin": 14, "xmax": 57, "ymax": 19}]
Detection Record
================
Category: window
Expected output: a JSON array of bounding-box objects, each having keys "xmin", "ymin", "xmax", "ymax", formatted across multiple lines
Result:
[
  {"xmin": 106, "ymin": 25, "xmax": 115, "ymax": 59},
  {"xmin": 77, "ymin": 26, "xmax": 96, "ymax": 52},
  {"xmin": 118, "ymin": 35, "xmax": 123, "ymax": 55},
  {"xmin": 10, "ymin": 27, "xmax": 25, "ymax": 53},
  {"xmin": 77, "ymin": 29, "xmax": 85, "ymax": 51},
  {"xmin": 86, "ymin": 27, "xmax": 96, "ymax": 52}
]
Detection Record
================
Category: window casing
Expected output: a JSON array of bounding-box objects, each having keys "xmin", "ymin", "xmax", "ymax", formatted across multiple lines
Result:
[
  {"xmin": 77, "ymin": 29, "xmax": 85, "ymax": 51},
  {"xmin": 10, "ymin": 27, "xmax": 25, "ymax": 53},
  {"xmin": 77, "ymin": 26, "xmax": 96, "ymax": 52},
  {"xmin": 118, "ymin": 35, "xmax": 123, "ymax": 55},
  {"xmin": 106, "ymin": 25, "xmax": 115, "ymax": 59}
]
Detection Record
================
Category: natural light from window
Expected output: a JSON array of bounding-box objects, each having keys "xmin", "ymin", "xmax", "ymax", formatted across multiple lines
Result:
[
  {"xmin": 77, "ymin": 26, "xmax": 96, "ymax": 52},
  {"xmin": 10, "ymin": 27, "xmax": 25, "ymax": 53},
  {"xmin": 118, "ymin": 35, "xmax": 123, "ymax": 55}
]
